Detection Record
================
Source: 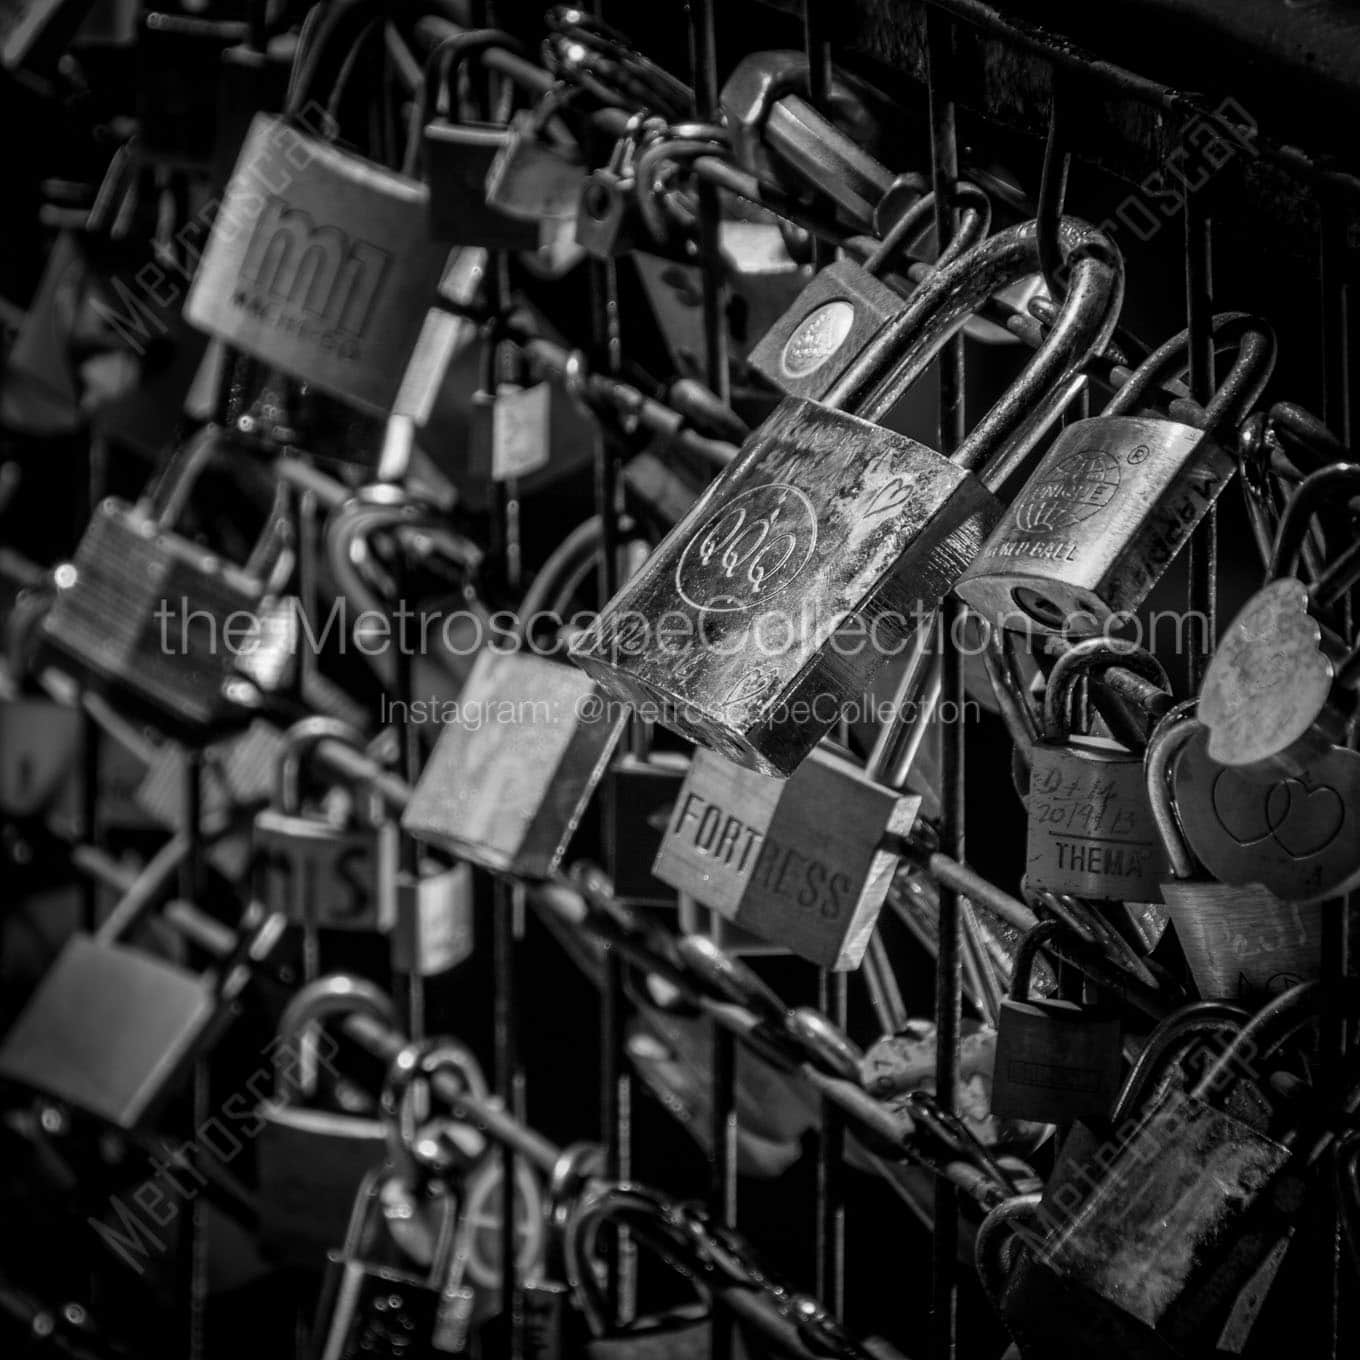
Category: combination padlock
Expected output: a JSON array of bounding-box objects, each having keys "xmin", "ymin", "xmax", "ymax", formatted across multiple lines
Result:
[
  {"xmin": 991, "ymin": 921, "xmax": 1122, "ymax": 1124},
  {"xmin": 1200, "ymin": 461, "xmax": 1360, "ymax": 779},
  {"xmin": 257, "ymin": 975, "xmax": 399, "ymax": 1268},
  {"xmin": 1025, "ymin": 640, "xmax": 1170, "ymax": 902},
  {"xmin": 1147, "ymin": 704, "xmax": 1322, "ymax": 999},
  {"xmin": 957, "ymin": 313, "xmax": 1274, "ymax": 635},
  {"xmin": 571, "ymin": 217, "xmax": 1122, "ymax": 775}
]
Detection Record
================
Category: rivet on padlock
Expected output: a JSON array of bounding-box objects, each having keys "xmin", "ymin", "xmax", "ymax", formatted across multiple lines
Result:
[
  {"xmin": 257, "ymin": 975, "xmax": 399, "ymax": 1268},
  {"xmin": 1147, "ymin": 703, "xmax": 1323, "ymax": 999},
  {"xmin": 571, "ymin": 216, "xmax": 1122, "ymax": 775},
  {"xmin": 1200, "ymin": 461, "xmax": 1360, "ymax": 779},
  {"xmin": 991, "ymin": 920, "xmax": 1122, "ymax": 1124},
  {"xmin": 1025, "ymin": 639, "xmax": 1171, "ymax": 903},
  {"xmin": 957, "ymin": 313, "xmax": 1275, "ymax": 636}
]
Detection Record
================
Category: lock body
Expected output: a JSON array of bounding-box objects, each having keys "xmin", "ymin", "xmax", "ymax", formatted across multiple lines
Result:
[
  {"xmin": 390, "ymin": 863, "xmax": 476, "ymax": 976},
  {"xmin": 570, "ymin": 399, "xmax": 1000, "ymax": 776},
  {"xmin": 0, "ymin": 697, "xmax": 81, "ymax": 817},
  {"xmin": 991, "ymin": 997, "xmax": 1122, "ymax": 1124},
  {"xmin": 254, "ymin": 812, "xmax": 384, "ymax": 931},
  {"xmin": 957, "ymin": 416, "xmax": 1233, "ymax": 634},
  {"xmin": 1026, "ymin": 738, "xmax": 1167, "ymax": 902},
  {"xmin": 652, "ymin": 746, "xmax": 919, "ymax": 967},
  {"xmin": 402, "ymin": 651, "xmax": 628, "ymax": 878}
]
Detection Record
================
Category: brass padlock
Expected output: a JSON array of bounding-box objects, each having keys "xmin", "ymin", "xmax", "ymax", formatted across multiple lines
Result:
[
  {"xmin": 401, "ymin": 650, "xmax": 629, "ymax": 879},
  {"xmin": 421, "ymin": 30, "xmax": 544, "ymax": 251},
  {"xmin": 42, "ymin": 426, "xmax": 292, "ymax": 736},
  {"xmin": 0, "ymin": 895, "xmax": 272, "ymax": 1129},
  {"xmin": 652, "ymin": 745, "xmax": 919, "ymax": 968},
  {"xmin": 991, "ymin": 921, "xmax": 1122, "ymax": 1124},
  {"xmin": 1025, "ymin": 640, "xmax": 1170, "ymax": 902},
  {"xmin": 257, "ymin": 975, "xmax": 399, "ymax": 1268},
  {"xmin": 1200, "ymin": 461, "xmax": 1360, "ymax": 779},
  {"xmin": 571, "ymin": 218, "xmax": 1122, "ymax": 775},
  {"xmin": 253, "ymin": 718, "xmax": 389, "ymax": 936},
  {"xmin": 957, "ymin": 314, "xmax": 1274, "ymax": 635},
  {"xmin": 186, "ymin": 13, "xmax": 450, "ymax": 417},
  {"xmin": 1147, "ymin": 704, "xmax": 1322, "ymax": 999}
]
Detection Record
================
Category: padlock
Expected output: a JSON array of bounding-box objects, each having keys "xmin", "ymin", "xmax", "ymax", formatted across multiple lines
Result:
[
  {"xmin": 652, "ymin": 744, "xmax": 919, "ymax": 968},
  {"xmin": 257, "ymin": 975, "xmax": 399, "ymax": 1268},
  {"xmin": 994, "ymin": 987, "xmax": 1340, "ymax": 1360},
  {"xmin": 483, "ymin": 86, "xmax": 588, "ymax": 229},
  {"xmin": 469, "ymin": 380, "xmax": 556, "ymax": 485},
  {"xmin": 389, "ymin": 859, "xmax": 477, "ymax": 978},
  {"xmin": 421, "ymin": 30, "xmax": 544, "ymax": 251},
  {"xmin": 0, "ymin": 0, "xmax": 95, "ymax": 71},
  {"xmin": 747, "ymin": 184, "xmax": 989, "ymax": 402},
  {"xmin": 604, "ymin": 751, "xmax": 688, "ymax": 905},
  {"xmin": 1025, "ymin": 640, "xmax": 1170, "ymax": 902},
  {"xmin": 991, "ymin": 921, "xmax": 1122, "ymax": 1124},
  {"xmin": 957, "ymin": 314, "xmax": 1274, "ymax": 635},
  {"xmin": 573, "ymin": 116, "xmax": 651, "ymax": 259},
  {"xmin": 1147, "ymin": 704, "xmax": 1322, "ymax": 999},
  {"xmin": 1200, "ymin": 462, "xmax": 1360, "ymax": 779},
  {"xmin": 41, "ymin": 425, "xmax": 292, "ymax": 736},
  {"xmin": 0, "ymin": 695, "xmax": 80, "ymax": 817},
  {"xmin": 570, "ymin": 217, "xmax": 1122, "ymax": 776},
  {"xmin": 185, "ymin": 12, "xmax": 450, "ymax": 417},
  {"xmin": 401, "ymin": 650, "xmax": 629, "ymax": 879},
  {"xmin": 1172, "ymin": 718, "xmax": 1360, "ymax": 904},
  {"xmin": 0, "ymin": 896, "xmax": 272, "ymax": 1129},
  {"xmin": 253, "ymin": 718, "xmax": 388, "ymax": 935}
]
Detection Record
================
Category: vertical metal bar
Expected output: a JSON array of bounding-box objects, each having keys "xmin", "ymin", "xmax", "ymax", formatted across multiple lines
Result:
[
  {"xmin": 816, "ymin": 970, "xmax": 848, "ymax": 1314},
  {"xmin": 925, "ymin": 14, "xmax": 963, "ymax": 1360},
  {"xmin": 182, "ymin": 750, "xmax": 207, "ymax": 1360},
  {"xmin": 803, "ymin": 0, "xmax": 834, "ymax": 274},
  {"xmin": 495, "ymin": 880, "xmax": 523, "ymax": 1359},
  {"xmin": 394, "ymin": 556, "xmax": 424, "ymax": 1040},
  {"xmin": 1184, "ymin": 174, "xmax": 1216, "ymax": 692}
]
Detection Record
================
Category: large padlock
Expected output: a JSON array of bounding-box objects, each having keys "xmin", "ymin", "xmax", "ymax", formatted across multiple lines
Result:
[
  {"xmin": 747, "ymin": 184, "xmax": 989, "ymax": 402},
  {"xmin": 570, "ymin": 217, "xmax": 1122, "ymax": 776},
  {"xmin": 1025, "ymin": 640, "xmax": 1170, "ymax": 902},
  {"xmin": 401, "ymin": 650, "xmax": 629, "ymax": 879},
  {"xmin": 257, "ymin": 975, "xmax": 399, "ymax": 1268},
  {"xmin": 0, "ymin": 895, "xmax": 271, "ymax": 1129},
  {"xmin": 957, "ymin": 314, "xmax": 1274, "ymax": 635},
  {"xmin": 991, "ymin": 921, "xmax": 1122, "ymax": 1124},
  {"xmin": 41, "ymin": 426, "xmax": 292, "ymax": 736},
  {"xmin": 1199, "ymin": 461, "xmax": 1360, "ymax": 779},
  {"xmin": 421, "ymin": 30, "xmax": 544, "ymax": 251},
  {"xmin": 1147, "ymin": 704, "xmax": 1322, "ymax": 999},
  {"xmin": 652, "ymin": 745, "xmax": 919, "ymax": 968},
  {"xmin": 253, "ymin": 718, "xmax": 389, "ymax": 935},
  {"xmin": 185, "ymin": 11, "xmax": 450, "ymax": 417}
]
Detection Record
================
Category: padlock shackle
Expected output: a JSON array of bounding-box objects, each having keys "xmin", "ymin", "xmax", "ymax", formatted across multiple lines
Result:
[
  {"xmin": 1269, "ymin": 461, "xmax": 1360, "ymax": 584},
  {"xmin": 1041, "ymin": 639, "xmax": 1170, "ymax": 743},
  {"xmin": 973, "ymin": 1193, "xmax": 1044, "ymax": 1313},
  {"xmin": 382, "ymin": 1036, "xmax": 489, "ymax": 1179},
  {"xmin": 275, "ymin": 716, "xmax": 369, "ymax": 814},
  {"xmin": 274, "ymin": 973, "xmax": 400, "ymax": 1099},
  {"xmin": 1008, "ymin": 919, "xmax": 1065, "ymax": 1002},
  {"xmin": 1104, "ymin": 312, "xmax": 1275, "ymax": 438},
  {"xmin": 285, "ymin": 0, "xmax": 384, "ymax": 126},
  {"xmin": 1144, "ymin": 701, "xmax": 1203, "ymax": 881},
  {"xmin": 826, "ymin": 217, "xmax": 1122, "ymax": 487},
  {"xmin": 859, "ymin": 180, "xmax": 992, "ymax": 278}
]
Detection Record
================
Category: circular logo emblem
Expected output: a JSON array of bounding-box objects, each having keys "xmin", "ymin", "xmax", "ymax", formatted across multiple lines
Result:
[
  {"xmin": 676, "ymin": 484, "xmax": 818, "ymax": 612},
  {"xmin": 781, "ymin": 300, "xmax": 855, "ymax": 379},
  {"xmin": 1012, "ymin": 447, "xmax": 1121, "ymax": 535}
]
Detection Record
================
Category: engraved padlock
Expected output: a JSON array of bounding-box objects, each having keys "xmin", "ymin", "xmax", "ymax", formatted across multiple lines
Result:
[
  {"xmin": 257, "ymin": 975, "xmax": 399, "ymax": 1268},
  {"xmin": 185, "ymin": 10, "xmax": 450, "ymax": 417},
  {"xmin": 652, "ymin": 744, "xmax": 919, "ymax": 968},
  {"xmin": 1147, "ymin": 704, "xmax": 1322, "ymax": 1000},
  {"xmin": 570, "ymin": 217, "xmax": 1122, "ymax": 776},
  {"xmin": 1025, "ymin": 640, "xmax": 1171, "ymax": 902},
  {"xmin": 991, "ymin": 921, "xmax": 1122, "ymax": 1124},
  {"xmin": 957, "ymin": 313, "xmax": 1274, "ymax": 635},
  {"xmin": 1200, "ymin": 461, "xmax": 1360, "ymax": 779},
  {"xmin": 401, "ymin": 649, "xmax": 629, "ymax": 879}
]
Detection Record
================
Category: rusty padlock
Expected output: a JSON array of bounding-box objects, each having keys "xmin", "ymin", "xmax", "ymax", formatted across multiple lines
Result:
[{"xmin": 571, "ymin": 217, "xmax": 1122, "ymax": 775}]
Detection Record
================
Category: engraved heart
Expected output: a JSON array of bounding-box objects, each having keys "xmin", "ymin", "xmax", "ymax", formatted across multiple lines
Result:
[
  {"xmin": 862, "ymin": 476, "xmax": 911, "ymax": 519},
  {"xmin": 1210, "ymin": 770, "xmax": 1273, "ymax": 846},
  {"xmin": 1269, "ymin": 778, "xmax": 1346, "ymax": 858}
]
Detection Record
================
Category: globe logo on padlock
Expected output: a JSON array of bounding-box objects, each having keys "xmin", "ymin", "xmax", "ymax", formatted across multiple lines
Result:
[
  {"xmin": 676, "ymin": 485, "xmax": 818, "ymax": 612},
  {"xmin": 1011, "ymin": 447, "xmax": 1121, "ymax": 534},
  {"xmin": 780, "ymin": 300, "xmax": 857, "ymax": 379}
]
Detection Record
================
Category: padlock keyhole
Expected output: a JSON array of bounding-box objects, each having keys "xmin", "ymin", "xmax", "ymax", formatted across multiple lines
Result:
[{"xmin": 1013, "ymin": 586, "xmax": 1067, "ymax": 630}]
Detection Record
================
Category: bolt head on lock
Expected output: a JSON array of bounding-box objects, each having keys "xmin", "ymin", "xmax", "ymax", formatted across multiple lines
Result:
[{"xmin": 956, "ymin": 416, "xmax": 1235, "ymax": 635}]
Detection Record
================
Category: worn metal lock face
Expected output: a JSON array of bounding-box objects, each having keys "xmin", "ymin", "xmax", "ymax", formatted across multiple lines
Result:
[
  {"xmin": 991, "ymin": 928, "xmax": 1122, "ymax": 1124},
  {"xmin": 253, "ymin": 814, "xmax": 385, "ymax": 933},
  {"xmin": 958, "ymin": 416, "xmax": 1232, "ymax": 634},
  {"xmin": 1173, "ymin": 723, "xmax": 1360, "ymax": 904},
  {"xmin": 388, "ymin": 862, "xmax": 476, "ymax": 976},
  {"xmin": 0, "ymin": 912, "xmax": 254, "ymax": 1130},
  {"xmin": 605, "ymin": 753, "xmax": 689, "ymax": 905},
  {"xmin": 469, "ymin": 382, "xmax": 554, "ymax": 484},
  {"xmin": 401, "ymin": 651, "xmax": 628, "ymax": 878},
  {"xmin": 187, "ymin": 115, "xmax": 449, "ymax": 416},
  {"xmin": 652, "ymin": 745, "xmax": 919, "ymax": 968}
]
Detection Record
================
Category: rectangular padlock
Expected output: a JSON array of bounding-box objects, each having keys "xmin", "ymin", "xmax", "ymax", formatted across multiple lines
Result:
[
  {"xmin": 401, "ymin": 651, "xmax": 628, "ymax": 879},
  {"xmin": 253, "ymin": 813, "xmax": 387, "ymax": 933},
  {"xmin": 468, "ymin": 381, "xmax": 554, "ymax": 483},
  {"xmin": 388, "ymin": 861, "xmax": 476, "ymax": 976},
  {"xmin": 653, "ymin": 745, "xmax": 919, "ymax": 968}
]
